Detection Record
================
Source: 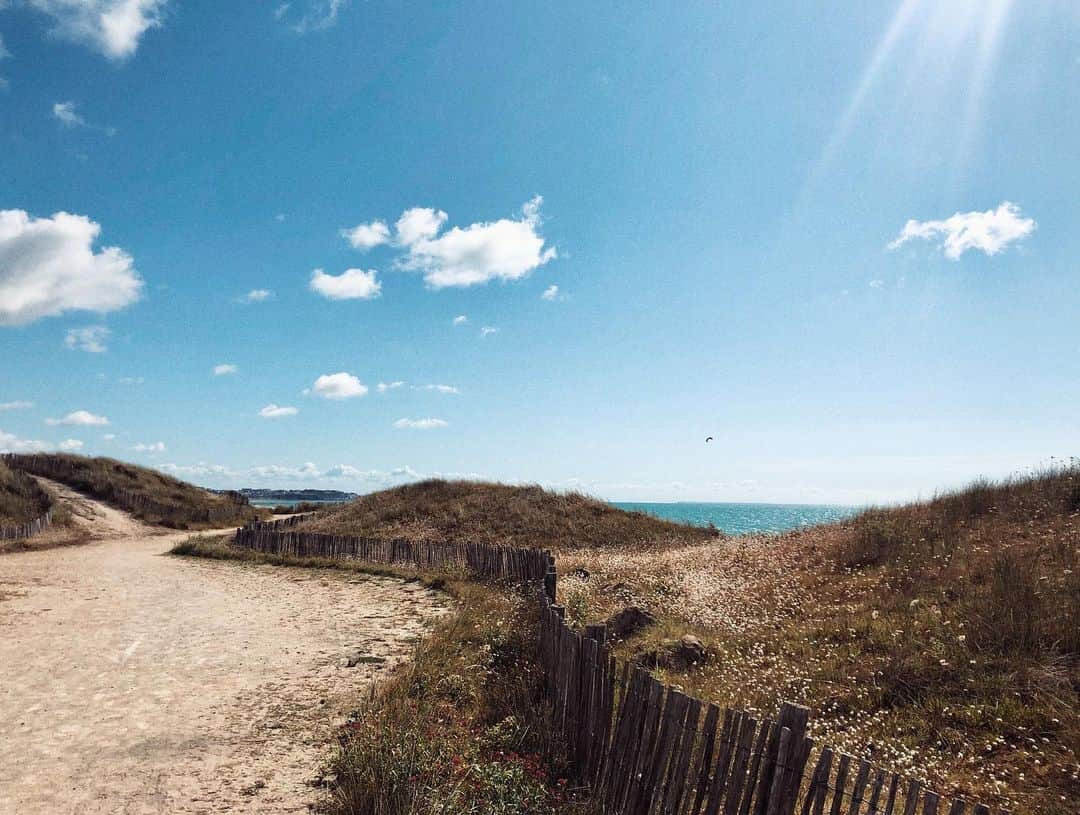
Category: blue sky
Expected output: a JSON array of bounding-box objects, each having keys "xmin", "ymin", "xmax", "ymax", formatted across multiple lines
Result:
[{"xmin": 1, "ymin": 1, "xmax": 1078, "ymax": 504}]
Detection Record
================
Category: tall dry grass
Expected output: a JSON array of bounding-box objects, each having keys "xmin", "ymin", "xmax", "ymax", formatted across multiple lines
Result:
[
  {"xmin": 4, "ymin": 453, "xmax": 258, "ymax": 528},
  {"xmin": 0, "ymin": 459, "xmax": 51, "ymax": 525},
  {"xmin": 295, "ymin": 479, "xmax": 714, "ymax": 550}
]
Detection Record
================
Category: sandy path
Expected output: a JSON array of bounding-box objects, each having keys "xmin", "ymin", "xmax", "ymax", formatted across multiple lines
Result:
[{"xmin": 0, "ymin": 487, "xmax": 449, "ymax": 814}]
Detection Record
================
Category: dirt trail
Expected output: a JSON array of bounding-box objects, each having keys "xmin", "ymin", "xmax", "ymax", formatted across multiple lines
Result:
[{"xmin": 0, "ymin": 485, "xmax": 449, "ymax": 814}]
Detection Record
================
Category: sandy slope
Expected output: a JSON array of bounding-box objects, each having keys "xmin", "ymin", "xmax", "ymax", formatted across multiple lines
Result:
[{"xmin": 0, "ymin": 486, "xmax": 449, "ymax": 814}]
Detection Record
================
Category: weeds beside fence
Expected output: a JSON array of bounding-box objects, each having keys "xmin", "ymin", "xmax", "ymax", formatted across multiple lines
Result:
[
  {"xmin": 0, "ymin": 508, "xmax": 52, "ymax": 541},
  {"xmin": 0, "ymin": 466, "xmax": 54, "ymax": 542},
  {"xmin": 231, "ymin": 520, "xmax": 1004, "ymax": 815}
]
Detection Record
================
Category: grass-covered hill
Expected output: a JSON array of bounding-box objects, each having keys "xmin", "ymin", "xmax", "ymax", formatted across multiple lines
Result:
[
  {"xmin": 3, "ymin": 453, "xmax": 258, "ymax": 529},
  {"xmin": 0, "ymin": 459, "xmax": 52, "ymax": 526},
  {"xmin": 292, "ymin": 479, "xmax": 716, "ymax": 549},
  {"xmin": 552, "ymin": 466, "xmax": 1079, "ymax": 814}
]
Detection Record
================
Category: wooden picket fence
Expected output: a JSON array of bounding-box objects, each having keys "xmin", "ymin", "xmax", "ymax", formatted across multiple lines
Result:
[
  {"xmin": 0, "ymin": 465, "xmax": 54, "ymax": 541},
  {"xmin": 230, "ymin": 525, "xmax": 1003, "ymax": 815},
  {"xmin": 0, "ymin": 508, "xmax": 53, "ymax": 541}
]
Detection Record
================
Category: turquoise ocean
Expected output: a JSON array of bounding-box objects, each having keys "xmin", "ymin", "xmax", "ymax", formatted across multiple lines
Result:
[
  {"xmin": 611, "ymin": 502, "xmax": 856, "ymax": 534},
  {"xmin": 255, "ymin": 496, "xmax": 855, "ymax": 535}
]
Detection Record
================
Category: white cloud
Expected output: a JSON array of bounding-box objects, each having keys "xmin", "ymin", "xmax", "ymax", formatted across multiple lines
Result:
[
  {"xmin": 59, "ymin": 438, "xmax": 84, "ymax": 451},
  {"xmin": 0, "ymin": 401, "xmax": 33, "ymax": 411},
  {"xmin": 377, "ymin": 381, "xmax": 404, "ymax": 393},
  {"xmin": 102, "ymin": 433, "xmax": 115, "ymax": 440},
  {"xmin": 480, "ymin": 326, "xmax": 498, "ymax": 337},
  {"xmin": 887, "ymin": 201, "xmax": 1036, "ymax": 260},
  {"xmin": 46, "ymin": 409, "xmax": 109, "ymax": 426},
  {"xmin": 283, "ymin": 0, "xmax": 346, "ymax": 33},
  {"xmin": 52, "ymin": 101, "xmax": 85, "ymax": 127},
  {"xmin": 309, "ymin": 268, "xmax": 381, "ymax": 300},
  {"xmin": 64, "ymin": 325, "xmax": 110, "ymax": 353},
  {"xmin": 310, "ymin": 372, "xmax": 367, "ymax": 400},
  {"xmin": 452, "ymin": 314, "xmax": 468, "ymax": 326},
  {"xmin": 117, "ymin": 376, "xmax": 143, "ymax": 385},
  {"xmin": 0, "ymin": 429, "xmax": 49, "ymax": 453},
  {"xmin": 541, "ymin": 284, "xmax": 561, "ymax": 301},
  {"xmin": 213, "ymin": 363, "xmax": 238, "ymax": 376},
  {"xmin": 133, "ymin": 441, "xmax": 165, "ymax": 452},
  {"xmin": 259, "ymin": 403, "xmax": 298, "ymax": 418},
  {"xmin": 341, "ymin": 220, "xmax": 390, "ymax": 250},
  {"xmin": 395, "ymin": 207, "xmax": 447, "ymax": 246},
  {"xmin": 869, "ymin": 279, "xmax": 885, "ymax": 289},
  {"xmin": 238, "ymin": 288, "xmax": 272, "ymax": 303},
  {"xmin": 393, "ymin": 417, "xmax": 448, "ymax": 430},
  {"xmin": 0, "ymin": 210, "xmax": 142, "ymax": 326},
  {"xmin": 421, "ymin": 384, "xmax": 459, "ymax": 394},
  {"xmin": 27, "ymin": 0, "xmax": 168, "ymax": 60},
  {"xmin": 0, "ymin": 34, "xmax": 9, "ymax": 90},
  {"xmin": 398, "ymin": 196, "xmax": 556, "ymax": 288},
  {"xmin": 274, "ymin": 213, "xmax": 287, "ymax": 222}
]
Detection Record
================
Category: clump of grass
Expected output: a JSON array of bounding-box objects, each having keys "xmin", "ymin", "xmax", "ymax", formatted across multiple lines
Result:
[
  {"xmin": 326, "ymin": 584, "xmax": 568, "ymax": 815},
  {"xmin": 4, "ymin": 453, "xmax": 258, "ymax": 529},
  {"xmin": 0, "ymin": 459, "xmax": 51, "ymax": 525},
  {"xmin": 294, "ymin": 479, "xmax": 714, "ymax": 550}
]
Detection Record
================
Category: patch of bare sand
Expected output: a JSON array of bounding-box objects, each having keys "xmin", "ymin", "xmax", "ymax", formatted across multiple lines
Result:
[{"xmin": 0, "ymin": 489, "xmax": 449, "ymax": 814}]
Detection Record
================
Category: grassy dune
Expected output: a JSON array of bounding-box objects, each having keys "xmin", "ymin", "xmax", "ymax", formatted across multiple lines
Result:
[
  {"xmin": 3, "ymin": 453, "xmax": 259, "ymax": 529},
  {"xmin": 290, "ymin": 470, "xmax": 1077, "ymax": 813},
  {"xmin": 292, "ymin": 479, "xmax": 715, "ymax": 549},
  {"xmin": 0, "ymin": 459, "xmax": 51, "ymax": 525},
  {"xmin": 555, "ymin": 467, "xmax": 1079, "ymax": 815}
]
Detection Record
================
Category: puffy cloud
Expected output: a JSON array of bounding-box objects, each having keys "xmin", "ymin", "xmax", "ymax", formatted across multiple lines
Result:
[
  {"xmin": 452, "ymin": 314, "xmax": 468, "ymax": 326},
  {"xmin": 46, "ymin": 410, "xmax": 109, "ymax": 426},
  {"xmin": 0, "ymin": 210, "xmax": 142, "ymax": 326},
  {"xmin": 52, "ymin": 101, "xmax": 86, "ymax": 127},
  {"xmin": 310, "ymin": 372, "xmax": 367, "ymax": 400},
  {"xmin": 133, "ymin": 441, "xmax": 165, "ymax": 452},
  {"xmin": 869, "ymin": 279, "xmax": 885, "ymax": 289},
  {"xmin": 59, "ymin": 438, "xmax": 84, "ymax": 451},
  {"xmin": 393, "ymin": 417, "xmax": 448, "ymax": 430},
  {"xmin": 238, "ymin": 288, "xmax": 272, "ymax": 303},
  {"xmin": 0, "ymin": 401, "xmax": 33, "ymax": 411},
  {"xmin": 399, "ymin": 197, "xmax": 556, "ymax": 288},
  {"xmin": 395, "ymin": 207, "xmax": 447, "ymax": 246},
  {"xmin": 541, "ymin": 284, "xmax": 561, "ymax": 301},
  {"xmin": 420, "ymin": 384, "xmax": 459, "ymax": 394},
  {"xmin": 259, "ymin": 404, "xmax": 298, "ymax": 418},
  {"xmin": 282, "ymin": 0, "xmax": 346, "ymax": 33},
  {"xmin": 213, "ymin": 363, "xmax": 238, "ymax": 376},
  {"xmin": 341, "ymin": 220, "xmax": 390, "ymax": 250},
  {"xmin": 27, "ymin": 0, "xmax": 168, "ymax": 60},
  {"xmin": 0, "ymin": 429, "xmax": 49, "ymax": 453},
  {"xmin": 309, "ymin": 268, "xmax": 381, "ymax": 300},
  {"xmin": 480, "ymin": 326, "xmax": 498, "ymax": 337},
  {"xmin": 64, "ymin": 325, "xmax": 110, "ymax": 353},
  {"xmin": 377, "ymin": 381, "xmax": 404, "ymax": 393},
  {"xmin": 887, "ymin": 201, "xmax": 1036, "ymax": 259}
]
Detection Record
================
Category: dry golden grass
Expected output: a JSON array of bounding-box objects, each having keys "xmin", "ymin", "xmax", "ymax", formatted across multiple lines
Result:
[
  {"xmin": 0, "ymin": 459, "xmax": 50, "ymax": 525},
  {"xmin": 555, "ymin": 467, "xmax": 1080, "ymax": 815},
  {"xmin": 294, "ymin": 479, "xmax": 715, "ymax": 550},
  {"xmin": 4, "ymin": 453, "xmax": 259, "ymax": 529}
]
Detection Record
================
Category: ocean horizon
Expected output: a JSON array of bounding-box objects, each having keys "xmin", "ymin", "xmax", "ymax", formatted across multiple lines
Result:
[{"xmin": 611, "ymin": 501, "xmax": 856, "ymax": 534}]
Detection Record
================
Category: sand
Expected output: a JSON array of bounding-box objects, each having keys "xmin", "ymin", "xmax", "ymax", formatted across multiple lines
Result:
[{"xmin": 0, "ymin": 482, "xmax": 448, "ymax": 814}]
